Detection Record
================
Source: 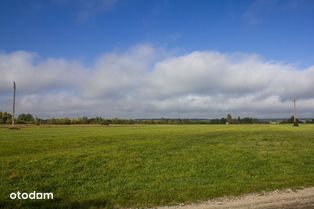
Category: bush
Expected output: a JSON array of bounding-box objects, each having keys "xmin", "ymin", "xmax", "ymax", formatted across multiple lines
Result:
[{"xmin": 101, "ymin": 120, "xmax": 110, "ymax": 125}]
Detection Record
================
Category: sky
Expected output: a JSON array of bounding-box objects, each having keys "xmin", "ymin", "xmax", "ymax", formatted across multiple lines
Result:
[{"xmin": 1, "ymin": 0, "xmax": 314, "ymax": 118}]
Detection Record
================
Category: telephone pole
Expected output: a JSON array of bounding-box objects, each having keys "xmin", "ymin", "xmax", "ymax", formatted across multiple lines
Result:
[
  {"xmin": 293, "ymin": 99, "xmax": 298, "ymax": 126},
  {"xmin": 12, "ymin": 81, "xmax": 16, "ymax": 128}
]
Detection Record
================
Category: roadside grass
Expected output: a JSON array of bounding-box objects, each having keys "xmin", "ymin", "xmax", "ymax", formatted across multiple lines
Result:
[{"xmin": 0, "ymin": 124, "xmax": 314, "ymax": 208}]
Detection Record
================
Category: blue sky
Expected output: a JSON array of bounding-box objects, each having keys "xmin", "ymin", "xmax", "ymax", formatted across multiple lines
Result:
[
  {"xmin": 1, "ymin": 0, "xmax": 314, "ymax": 118},
  {"xmin": 1, "ymin": 0, "xmax": 314, "ymax": 66}
]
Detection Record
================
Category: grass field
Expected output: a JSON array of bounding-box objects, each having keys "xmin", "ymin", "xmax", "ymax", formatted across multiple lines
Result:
[{"xmin": 1, "ymin": 124, "xmax": 314, "ymax": 209}]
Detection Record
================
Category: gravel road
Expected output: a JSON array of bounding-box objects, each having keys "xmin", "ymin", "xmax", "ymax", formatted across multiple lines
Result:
[{"xmin": 156, "ymin": 187, "xmax": 314, "ymax": 209}]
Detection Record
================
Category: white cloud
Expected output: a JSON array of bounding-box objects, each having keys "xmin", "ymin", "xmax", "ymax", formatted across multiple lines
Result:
[
  {"xmin": 0, "ymin": 51, "xmax": 85, "ymax": 94},
  {"xmin": 83, "ymin": 44, "xmax": 155, "ymax": 98},
  {"xmin": 0, "ymin": 45, "xmax": 314, "ymax": 118}
]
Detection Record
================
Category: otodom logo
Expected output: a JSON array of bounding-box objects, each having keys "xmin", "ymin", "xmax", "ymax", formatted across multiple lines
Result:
[{"xmin": 10, "ymin": 191, "xmax": 53, "ymax": 200}]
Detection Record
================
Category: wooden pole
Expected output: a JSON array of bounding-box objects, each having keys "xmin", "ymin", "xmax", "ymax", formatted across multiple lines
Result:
[
  {"xmin": 293, "ymin": 99, "xmax": 297, "ymax": 126},
  {"xmin": 12, "ymin": 81, "xmax": 16, "ymax": 128}
]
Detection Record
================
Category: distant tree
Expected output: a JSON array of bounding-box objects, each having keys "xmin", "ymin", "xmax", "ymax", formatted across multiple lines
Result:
[
  {"xmin": 63, "ymin": 118, "xmax": 71, "ymax": 125},
  {"xmin": 231, "ymin": 116, "xmax": 240, "ymax": 124},
  {"xmin": 101, "ymin": 120, "xmax": 110, "ymax": 125},
  {"xmin": 280, "ymin": 116, "xmax": 303, "ymax": 124},
  {"xmin": 1, "ymin": 112, "xmax": 12, "ymax": 124},
  {"xmin": 34, "ymin": 117, "xmax": 41, "ymax": 125},
  {"xmin": 218, "ymin": 118, "xmax": 225, "ymax": 124},
  {"xmin": 0, "ymin": 112, "xmax": 3, "ymax": 124},
  {"xmin": 306, "ymin": 119, "xmax": 314, "ymax": 124},
  {"xmin": 291, "ymin": 116, "xmax": 302, "ymax": 124},
  {"xmin": 240, "ymin": 117, "xmax": 258, "ymax": 124},
  {"xmin": 81, "ymin": 116, "xmax": 89, "ymax": 124},
  {"xmin": 226, "ymin": 114, "xmax": 232, "ymax": 124},
  {"xmin": 18, "ymin": 113, "xmax": 34, "ymax": 123}
]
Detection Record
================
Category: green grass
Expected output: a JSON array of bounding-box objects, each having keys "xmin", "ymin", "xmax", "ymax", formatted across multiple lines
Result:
[{"xmin": 1, "ymin": 124, "xmax": 314, "ymax": 209}]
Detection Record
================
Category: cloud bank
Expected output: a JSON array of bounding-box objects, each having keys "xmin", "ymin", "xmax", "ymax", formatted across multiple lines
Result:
[{"xmin": 1, "ymin": 45, "xmax": 314, "ymax": 118}]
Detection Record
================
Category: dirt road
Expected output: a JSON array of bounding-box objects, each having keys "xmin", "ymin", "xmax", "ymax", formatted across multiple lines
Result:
[{"xmin": 157, "ymin": 187, "xmax": 314, "ymax": 209}]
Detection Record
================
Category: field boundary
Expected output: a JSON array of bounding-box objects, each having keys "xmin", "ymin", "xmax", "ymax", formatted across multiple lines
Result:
[{"xmin": 156, "ymin": 187, "xmax": 314, "ymax": 209}]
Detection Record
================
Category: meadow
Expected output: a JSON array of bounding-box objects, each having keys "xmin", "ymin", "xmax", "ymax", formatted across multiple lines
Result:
[{"xmin": 0, "ymin": 124, "xmax": 314, "ymax": 209}]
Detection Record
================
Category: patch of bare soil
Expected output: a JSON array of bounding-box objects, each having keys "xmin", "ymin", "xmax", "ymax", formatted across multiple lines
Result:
[{"xmin": 157, "ymin": 187, "xmax": 314, "ymax": 209}]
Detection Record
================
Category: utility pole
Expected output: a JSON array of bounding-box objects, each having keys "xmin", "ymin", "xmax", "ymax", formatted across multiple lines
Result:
[
  {"xmin": 293, "ymin": 99, "xmax": 298, "ymax": 126},
  {"xmin": 12, "ymin": 81, "xmax": 16, "ymax": 128}
]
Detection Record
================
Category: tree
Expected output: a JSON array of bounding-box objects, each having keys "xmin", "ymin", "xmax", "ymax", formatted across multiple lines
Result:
[
  {"xmin": 226, "ymin": 114, "xmax": 232, "ymax": 124},
  {"xmin": 1, "ymin": 112, "xmax": 12, "ymax": 124},
  {"xmin": 280, "ymin": 116, "xmax": 303, "ymax": 124},
  {"xmin": 0, "ymin": 112, "xmax": 3, "ymax": 124},
  {"xmin": 18, "ymin": 113, "xmax": 35, "ymax": 123}
]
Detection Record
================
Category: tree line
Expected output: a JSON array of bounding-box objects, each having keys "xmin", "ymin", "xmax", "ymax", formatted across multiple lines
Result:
[{"xmin": 0, "ymin": 111, "xmax": 313, "ymax": 125}]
